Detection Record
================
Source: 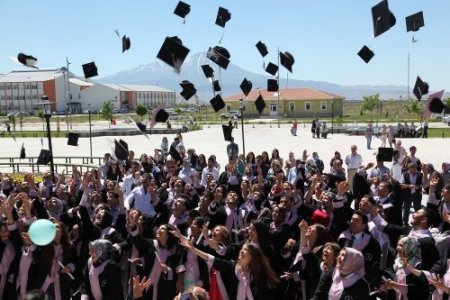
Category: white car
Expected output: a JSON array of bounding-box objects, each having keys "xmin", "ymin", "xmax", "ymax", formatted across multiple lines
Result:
[{"xmin": 443, "ymin": 115, "xmax": 450, "ymax": 126}]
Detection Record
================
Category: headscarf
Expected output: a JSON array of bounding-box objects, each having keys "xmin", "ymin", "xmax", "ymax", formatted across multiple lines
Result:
[
  {"xmin": 48, "ymin": 198, "xmax": 64, "ymax": 220},
  {"xmin": 395, "ymin": 236, "xmax": 421, "ymax": 269},
  {"xmin": 90, "ymin": 239, "xmax": 113, "ymax": 267}
]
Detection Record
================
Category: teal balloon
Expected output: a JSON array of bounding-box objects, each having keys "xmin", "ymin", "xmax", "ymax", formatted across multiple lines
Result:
[{"xmin": 29, "ymin": 219, "xmax": 56, "ymax": 246}]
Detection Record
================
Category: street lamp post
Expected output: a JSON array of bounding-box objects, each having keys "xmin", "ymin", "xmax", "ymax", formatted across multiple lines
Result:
[
  {"xmin": 239, "ymin": 99, "xmax": 245, "ymax": 157},
  {"xmin": 88, "ymin": 107, "xmax": 93, "ymax": 163},
  {"xmin": 42, "ymin": 95, "xmax": 56, "ymax": 182},
  {"xmin": 331, "ymin": 102, "xmax": 334, "ymax": 135}
]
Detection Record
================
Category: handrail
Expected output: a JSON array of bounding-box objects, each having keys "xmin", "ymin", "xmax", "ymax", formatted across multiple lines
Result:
[
  {"xmin": 0, "ymin": 156, "xmax": 104, "ymax": 166},
  {"xmin": 0, "ymin": 162, "xmax": 100, "ymax": 175}
]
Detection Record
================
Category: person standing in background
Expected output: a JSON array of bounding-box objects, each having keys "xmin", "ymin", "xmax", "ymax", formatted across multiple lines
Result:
[
  {"xmin": 345, "ymin": 145, "xmax": 362, "ymax": 192},
  {"xmin": 422, "ymin": 118, "xmax": 429, "ymax": 138},
  {"xmin": 365, "ymin": 122, "xmax": 374, "ymax": 149}
]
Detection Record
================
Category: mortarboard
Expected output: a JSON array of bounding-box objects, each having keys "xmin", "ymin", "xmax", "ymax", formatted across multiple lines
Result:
[
  {"xmin": 215, "ymin": 7, "xmax": 231, "ymax": 28},
  {"xmin": 413, "ymin": 76, "xmax": 429, "ymax": 101},
  {"xmin": 222, "ymin": 124, "xmax": 233, "ymax": 142},
  {"xmin": 256, "ymin": 41, "xmax": 268, "ymax": 57},
  {"xmin": 156, "ymin": 36, "xmax": 190, "ymax": 73},
  {"xmin": 201, "ymin": 64, "xmax": 214, "ymax": 79},
  {"xmin": 358, "ymin": 45, "xmax": 375, "ymax": 63},
  {"xmin": 377, "ymin": 147, "xmax": 393, "ymax": 162},
  {"xmin": 128, "ymin": 117, "xmax": 149, "ymax": 138},
  {"xmin": 372, "ymin": 0, "xmax": 396, "ymax": 38},
  {"xmin": 424, "ymin": 90, "xmax": 445, "ymax": 118},
  {"xmin": 114, "ymin": 139, "xmax": 129, "ymax": 161},
  {"xmin": 67, "ymin": 132, "xmax": 79, "ymax": 146},
  {"xmin": 174, "ymin": 1, "xmax": 191, "ymax": 20},
  {"xmin": 169, "ymin": 145, "xmax": 182, "ymax": 163},
  {"xmin": 122, "ymin": 35, "xmax": 131, "ymax": 53},
  {"xmin": 179, "ymin": 80, "xmax": 197, "ymax": 100},
  {"xmin": 265, "ymin": 62, "xmax": 278, "ymax": 76},
  {"xmin": 207, "ymin": 46, "xmax": 230, "ymax": 70},
  {"xmin": 150, "ymin": 104, "xmax": 170, "ymax": 128},
  {"xmin": 279, "ymin": 51, "xmax": 295, "ymax": 73},
  {"xmin": 255, "ymin": 94, "xmax": 266, "ymax": 114},
  {"xmin": 213, "ymin": 80, "xmax": 221, "ymax": 92},
  {"xmin": 37, "ymin": 149, "xmax": 52, "ymax": 165},
  {"xmin": 17, "ymin": 53, "xmax": 38, "ymax": 69},
  {"xmin": 20, "ymin": 143, "xmax": 26, "ymax": 159},
  {"xmin": 240, "ymin": 78, "xmax": 252, "ymax": 97},
  {"xmin": 209, "ymin": 94, "xmax": 225, "ymax": 112},
  {"xmin": 267, "ymin": 79, "xmax": 279, "ymax": 92},
  {"xmin": 82, "ymin": 62, "xmax": 98, "ymax": 78},
  {"xmin": 406, "ymin": 11, "xmax": 424, "ymax": 32}
]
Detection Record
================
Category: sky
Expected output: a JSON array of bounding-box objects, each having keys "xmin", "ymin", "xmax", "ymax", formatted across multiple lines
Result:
[{"xmin": 1, "ymin": 0, "xmax": 450, "ymax": 91}]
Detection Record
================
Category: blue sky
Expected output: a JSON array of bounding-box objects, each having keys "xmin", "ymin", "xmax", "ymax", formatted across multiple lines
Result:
[{"xmin": 1, "ymin": 0, "xmax": 449, "ymax": 91}]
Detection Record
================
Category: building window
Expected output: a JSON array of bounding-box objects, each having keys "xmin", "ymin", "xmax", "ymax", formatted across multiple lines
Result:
[
  {"xmin": 289, "ymin": 102, "xmax": 295, "ymax": 112},
  {"xmin": 305, "ymin": 102, "xmax": 311, "ymax": 110},
  {"xmin": 320, "ymin": 101, "xmax": 327, "ymax": 110}
]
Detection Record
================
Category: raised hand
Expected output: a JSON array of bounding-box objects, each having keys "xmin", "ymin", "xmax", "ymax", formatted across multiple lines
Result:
[{"xmin": 132, "ymin": 275, "xmax": 152, "ymax": 298}]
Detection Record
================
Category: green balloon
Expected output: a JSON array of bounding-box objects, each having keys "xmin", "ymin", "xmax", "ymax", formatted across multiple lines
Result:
[{"xmin": 29, "ymin": 219, "xmax": 56, "ymax": 246}]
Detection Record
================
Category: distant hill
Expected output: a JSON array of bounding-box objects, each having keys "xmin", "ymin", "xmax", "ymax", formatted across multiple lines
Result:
[{"xmin": 98, "ymin": 52, "xmax": 409, "ymax": 101}]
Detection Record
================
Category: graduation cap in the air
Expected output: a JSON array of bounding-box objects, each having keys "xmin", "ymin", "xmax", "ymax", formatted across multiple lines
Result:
[
  {"xmin": 413, "ymin": 76, "xmax": 429, "ymax": 101},
  {"xmin": 376, "ymin": 147, "xmax": 393, "ymax": 162},
  {"xmin": 114, "ymin": 139, "xmax": 129, "ymax": 161},
  {"xmin": 37, "ymin": 149, "xmax": 52, "ymax": 165},
  {"xmin": 279, "ymin": 51, "xmax": 295, "ymax": 73},
  {"xmin": 265, "ymin": 62, "xmax": 278, "ymax": 76},
  {"xmin": 406, "ymin": 11, "xmax": 424, "ymax": 32},
  {"xmin": 67, "ymin": 132, "xmax": 79, "ymax": 146},
  {"xmin": 128, "ymin": 117, "xmax": 149, "ymax": 138},
  {"xmin": 17, "ymin": 53, "xmax": 38, "ymax": 69},
  {"xmin": 174, "ymin": 1, "xmax": 191, "ymax": 22},
  {"xmin": 372, "ymin": 0, "xmax": 396, "ymax": 37},
  {"xmin": 169, "ymin": 145, "xmax": 182, "ymax": 163},
  {"xmin": 157, "ymin": 36, "xmax": 190, "ymax": 73},
  {"xmin": 213, "ymin": 80, "xmax": 221, "ymax": 92},
  {"xmin": 215, "ymin": 7, "xmax": 231, "ymax": 28},
  {"xmin": 179, "ymin": 80, "xmax": 197, "ymax": 100},
  {"xmin": 207, "ymin": 46, "xmax": 230, "ymax": 70},
  {"xmin": 256, "ymin": 41, "xmax": 268, "ymax": 57},
  {"xmin": 222, "ymin": 124, "xmax": 233, "ymax": 142},
  {"xmin": 240, "ymin": 78, "xmax": 252, "ymax": 97},
  {"xmin": 255, "ymin": 94, "xmax": 266, "ymax": 114},
  {"xmin": 122, "ymin": 35, "xmax": 131, "ymax": 53},
  {"xmin": 82, "ymin": 62, "xmax": 98, "ymax": 78},
  {"xmin": 150, "ymin": 103, "xmax": 170, "ymax": 128},
  {"xmin": 209, "ymin": 94, "xmax": 225, "ymax": 112},
  {"xmin": 358, "ymin": 45, "xmax": 375, "ymax": 63},
  {"xmin": 20, "ymin": 143, "xmax": 26, "ymax": 159},
  {"xmin": 267, "ymin": 79, "xmax": 279, "ymax": 92},
  {"xmin": 426, "ymin": 90, "xmax": 446, "ymax": 114},
  {"xmin": 201, "ymin": 64, "xmax": 214, "ymax": 79}
]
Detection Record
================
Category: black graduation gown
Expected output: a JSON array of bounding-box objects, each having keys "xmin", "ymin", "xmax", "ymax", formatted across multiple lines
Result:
[
  {"xmin": 80, "ymin": 260, "xmax": 124, "ymax": 299},
  {"xmin": 312, "ymin": 268, "xmax": 334, "ymax": 300},
  {"xmin": 339, "ymin": 278, "xmax": 370, "ymax": 300}
]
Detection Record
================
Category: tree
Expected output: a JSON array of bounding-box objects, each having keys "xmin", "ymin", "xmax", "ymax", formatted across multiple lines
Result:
[
  {"xmin": 101, "ymin": 100, "xmax": 114, "ymax": 128},
  {"xmin": 444, "ymin": 97, "xmax": 450, "ymax": 108},
  {"xmin": 404, "ymin": 100, "xmax": 424, "ymax": 120},
  {"xmin": 360, "ymin": 94, "xmax": 381, "ymax": 116},
  {"xmin": 135, "ymin": 103, "xmax": 148, "ymax": 121},
  {"xmin": 36, "ymin": 109, "xmax": 45, "ymax": 131}
]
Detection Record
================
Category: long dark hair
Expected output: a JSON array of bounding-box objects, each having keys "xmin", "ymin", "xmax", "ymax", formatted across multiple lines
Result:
[{"xmin": 239, "ymin": 243, "xmax": 279, "ymax": 289}]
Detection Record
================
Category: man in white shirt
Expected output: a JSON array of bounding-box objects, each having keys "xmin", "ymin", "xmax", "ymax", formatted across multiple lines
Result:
[
  {"xmin": 200, "ymin": 156, "xmax": 220, "ymax": 187},
  {"xmin": 390, "ymin": 150, "xmax": 403, "ymax": 182},
  {"xmin": 124, "ymin": 173, "xmax": 157, "ymax": 217},
  {"xmin": 345, "ymin": 145, "xmax": 362, "ymax": 192}
]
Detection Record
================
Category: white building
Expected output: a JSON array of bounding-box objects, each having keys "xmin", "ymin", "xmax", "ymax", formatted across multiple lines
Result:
[{"xmin": 0, "ymin": 69, "xmax": 176, "ymax": 114}]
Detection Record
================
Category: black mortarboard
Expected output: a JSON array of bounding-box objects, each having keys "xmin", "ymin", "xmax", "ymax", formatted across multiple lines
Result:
[
  {"xmin": 20, "ymin": 143, "xmax": 26, "ymax": 159},
  {"xmin": 122, "ymin": 35, "xmax": 131, "ymax": 53},
  {"xmin": 267, "ymin": 79, "xmax": 279, "ymax": 92},
  {"xmin": 377, "ymin": 147, "xmax": 393, "ymax": 162},
  {"xmin": 17, "ymin": 53, "xmax": 38, "ymax": 69},
  {"xmin": 240, "ymin": 78, "xmax": 252, "ymax": 97},
  {"xmin": 67, "ymin": 132, "xmax": 79, "ymax": 146},
  {"xmin": 37, "ymin": 149, "xmax": 52, "ymax": 165},
  {"xmin": 413, "ymin": 76, "xmax": 429, "ymax": 101},
  {"xmin": 215, "ymin": 7, "xmax": 231, "ymax": 28},
  {"xmin": 265, "ymin": 62, "xmax": 278, "ymax": 76},
  {"xmin": 222, "ymin": 124, "xmax": 233, "ymax": 142},
  {"xmin": 174, "ymin": 1, "xmax": 191, "ymax": 19},
  {"xmin": 358, "ymin": 45, "xmax": 375, "ymax": 63},
  {"xmin": 279, "ymin": 51, "xmax": 295, "ymax": 73},
  {"xmin": 169, "ymin": 145, "xmax": 182, "ymax": 163},
  {"xmin": 156, "ymin": 36, "xmax": 190, "ymax": 73},
  {"xmin": 136, "ymin": 122, "xmax": 147, "ymax": 134},
  {"xmin": 406, "ymin": 11, "xmax": 424, "ymax": 32},
  {"xmin": 82, "ymin": 62, "xmax": 98, "ymax": 78},
  {"xmin": 201, "ymin": 64, "xmax": 214, "ymax": 78},
  {"xmin": 255, "ymin": 94, "xmax": 266, "ymax": 114},
  {"xmin": 209, "ymin": 94, "xmax": 225, "ymax": 112},
  {"xmin": 150, "ymin": 104, "xmax": 170, "ymax": 128},
  {"xmin": 372, "ymin": 0, "xmax": 396, "ymax": 37},
  {"xmin": 429, "ymin": 98, "xmax": 445, "ymax": 114},
  {"xmin": 207, "ymin": 46, "xmax": 230, "ymax": 70},
  {"xmin": 180, "ymin": 80, "xmax": 197, "ymax": 100},
  {"xmin": 213, "ymin": 80, "xmax": 221, "ymax": 92},
  {"xmin": 114, "ymin": 139, "xmax": 129, "ymax": 161},
  {"xmin": 256, "ymin": 41, "xmax": 268, "ymax": 57}
]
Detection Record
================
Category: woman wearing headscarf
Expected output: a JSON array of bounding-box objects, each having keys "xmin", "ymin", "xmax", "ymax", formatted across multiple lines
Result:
[
  {"xmin": 328, "ymin": 247, "xmax": 370, "ymax": 300},
  {"xmin": 312, "ymin": 242, "xmax": 342, "ymax": 300},
  {"xmin": 80, "ymin": 239, "xmax": 123, "ymax": 299}
]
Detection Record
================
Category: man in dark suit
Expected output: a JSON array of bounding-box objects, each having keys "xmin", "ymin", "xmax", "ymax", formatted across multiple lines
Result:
[{"xmin": 400, "ymin": 162, "xmax": 423, "ymax": 225}]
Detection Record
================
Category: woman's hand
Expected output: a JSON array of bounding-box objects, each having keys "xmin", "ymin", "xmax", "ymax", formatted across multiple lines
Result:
[{"xmin": 132, "ymin": 275, "xmax": 152, "ymax": 299}]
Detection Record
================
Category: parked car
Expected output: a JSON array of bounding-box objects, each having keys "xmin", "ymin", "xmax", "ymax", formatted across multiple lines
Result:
[
  {"xmin": 220, "ymin": 110, "xmax": 241, "ymax": 119},
  {"xmin": 443, "ymin": 115, "xmax": 450, "ymax": 126},
  {"xmin": 169, "ymin": 113, "xmax": 181, "ymax": 120}
]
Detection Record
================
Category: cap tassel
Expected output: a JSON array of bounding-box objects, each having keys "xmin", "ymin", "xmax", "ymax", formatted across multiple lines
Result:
[
  {"xmin": 172, "ymin": 55, "xmax": 183, "ymax": 74},
  {"xmin": 183, "ymin": 17, "xmax": 186, "ymax": 25},
  {"xmin": 262, "ymin": 61, "xmax": 266, "ymax": 70},
  {"xmin": 218, "ymin": 28, "xmax": 225, "ymax": 44}
]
